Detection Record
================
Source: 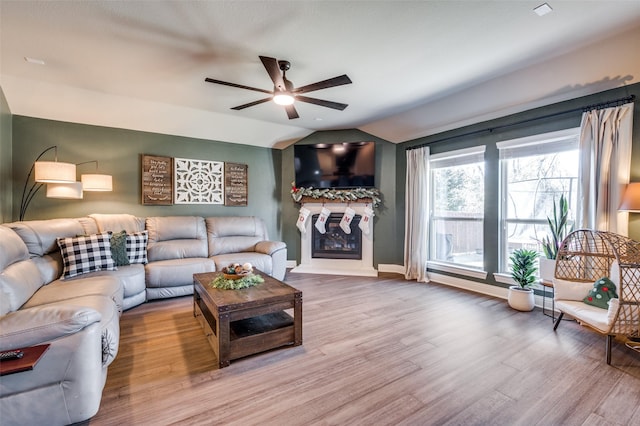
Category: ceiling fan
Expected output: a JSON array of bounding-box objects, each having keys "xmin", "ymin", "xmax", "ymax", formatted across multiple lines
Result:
[{"xmin": 205, "ymin": 56, "xmax": 352, "ymax": 119}]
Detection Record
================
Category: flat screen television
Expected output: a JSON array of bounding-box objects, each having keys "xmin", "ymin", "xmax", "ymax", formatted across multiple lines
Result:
[{"xmin": 294, "ymin": 142, "xmax": 375, "ymax": 188}]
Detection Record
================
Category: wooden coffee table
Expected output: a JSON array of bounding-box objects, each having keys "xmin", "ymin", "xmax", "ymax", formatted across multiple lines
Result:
[{"xmin": 193, "ymin": 270, "xmax": 302, "ymax": 368}]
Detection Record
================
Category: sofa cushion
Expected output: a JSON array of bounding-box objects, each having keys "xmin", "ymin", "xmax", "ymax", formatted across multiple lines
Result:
[
  {"xmin": 127, "ymin": 231, "xmax": 148, "ymax": 264},
  {"xmin": 74, "ymin": 264, "xmax": 145, "ymax": 299},
  {"xmin": 0, "ymin": 225, "xmax": 30, "ymax": 270},
  {"xmin": 0, "ymin": 259, "xmax": 44, "ymax": 315},
  {"xmin": 57, "ymin": 232, "xmax": 117, "ymax": 278},
  {"xmin": 89, "ymin": 213, "xmax": 145, "ymax": 233},
  {"xmin": 22, "ymin": 275, "xmax": 123, "ymax": 314},
  {"xmin": 210, "ymin": 252, "xmax": 273, "ymax": 276},
  {"xmin": 145, "ymin": 258, "xmax": 215, "ymax": 288},
  {"xmin": 7, "ymin": 218, "xmax": 85, "ymax": 257},
  {"xmin": 146, "ymin": 216, "xmax": 208, "ymax": 261},
  {"xmin": 206, "ymin": 216, "xmax": 268, "ymax": 256}
]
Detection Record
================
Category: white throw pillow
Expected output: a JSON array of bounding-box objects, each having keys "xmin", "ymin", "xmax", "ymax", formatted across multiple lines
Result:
[{"xmin": 553, "ymin": 277, "xmax": 592, "ymax": 301}]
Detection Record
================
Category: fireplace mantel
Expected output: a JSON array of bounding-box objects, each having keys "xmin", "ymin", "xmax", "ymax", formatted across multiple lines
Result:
[{"xmin": 291, "ymin": 202, "xmax": 377, "ymax": 277}]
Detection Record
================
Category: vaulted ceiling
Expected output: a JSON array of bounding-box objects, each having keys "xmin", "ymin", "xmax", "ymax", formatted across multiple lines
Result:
[{"xmin": 2, "ymin": 1, "xmax": 640, "ymax": 148}]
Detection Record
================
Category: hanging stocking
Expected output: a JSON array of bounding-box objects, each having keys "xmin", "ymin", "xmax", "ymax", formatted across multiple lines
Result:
[
  {"xmin": 297, "ymin": 206, "xmax": 310, "ymax": 233},
  {"xmin": 340, "ymin": 207, "xmax": 356, "ymax": 234},
  {"xmin": 358, "ymin": 206, "xmax": 375, "ymax": 235},
  {"xmin": 315, "ymin": 207, "xmax": 331, "ymax": 234}
]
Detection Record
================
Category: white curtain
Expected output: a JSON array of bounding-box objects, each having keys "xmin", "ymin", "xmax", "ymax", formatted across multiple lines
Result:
[
  {"xmin": 578, "ymin": 102, "xmax": 634, "ymax": 235},
  {"xmin": 404, "ymin": 146, "xmax": 430, "ymax": 282}
]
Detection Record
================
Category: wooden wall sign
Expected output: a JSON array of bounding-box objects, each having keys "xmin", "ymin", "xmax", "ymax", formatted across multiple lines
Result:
[
  {"xmin": 224, "ymin": 163, "xmax": 248, "ymax": 206},
  {"xmin": 141, "ymin": 154, "xmax": 173, "ymax": 205}
]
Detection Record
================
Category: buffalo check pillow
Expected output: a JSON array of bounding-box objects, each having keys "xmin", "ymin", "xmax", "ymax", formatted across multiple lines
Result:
[
  {"xmin": 126, "ymin": 230, "xmax": 148, "ymax": 264},
  {"xmin": 57, "ymin": 232, "xmax": 117, "ymax": 278}
]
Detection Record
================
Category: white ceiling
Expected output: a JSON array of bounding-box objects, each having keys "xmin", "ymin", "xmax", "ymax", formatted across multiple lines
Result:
[{"xmin": 2, "ymin": 1, "xmax": 640, "ymax": 148}]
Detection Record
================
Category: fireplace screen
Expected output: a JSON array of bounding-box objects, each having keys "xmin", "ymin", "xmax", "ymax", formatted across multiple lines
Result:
[{"xmin": 312, "ymin": 213, "xmax": 362, "ymax": 259}]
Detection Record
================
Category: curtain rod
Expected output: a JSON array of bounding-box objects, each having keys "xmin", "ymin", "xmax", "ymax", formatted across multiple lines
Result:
[{"xmin": 406, "ymin": 94, "xmax": 636, "ymax": 151}]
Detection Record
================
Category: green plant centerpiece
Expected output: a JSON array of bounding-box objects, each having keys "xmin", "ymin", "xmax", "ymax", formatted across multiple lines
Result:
[
  {"xmin": 508, "ymin": 248, "xmax": 538, "ymax": 311},
  {"xmin": 209, "ymin": 262, "xmax": 264, "ymax": 290}
]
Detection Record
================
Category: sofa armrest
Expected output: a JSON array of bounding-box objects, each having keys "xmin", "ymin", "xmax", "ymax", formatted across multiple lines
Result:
[
  {"xmin": 255, "ymin": 240, "xmax": 286, "ymax": 256},
  {"xmin": 0, "ymin": 304, "xmax": 101, "ymax": 351}
]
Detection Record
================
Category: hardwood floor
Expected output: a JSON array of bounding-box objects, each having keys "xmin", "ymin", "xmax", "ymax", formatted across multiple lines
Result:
[{"xmin": 88, "ymin": 273, "xmax": 640, "ymax": 426}]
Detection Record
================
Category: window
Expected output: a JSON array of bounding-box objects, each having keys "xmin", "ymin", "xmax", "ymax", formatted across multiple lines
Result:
[
  {"xmin": 497, "ymin": 128, "xmax": 579, "ymax": 273},
  {"xmin": 429, "ymin": 146, "xmax": 485, "ymax": 269}
]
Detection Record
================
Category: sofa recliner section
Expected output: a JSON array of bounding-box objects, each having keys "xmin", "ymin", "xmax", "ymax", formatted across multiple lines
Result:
[{"xmin": 0, "ymin": 214, "xmax": 286, "ymax": 426}]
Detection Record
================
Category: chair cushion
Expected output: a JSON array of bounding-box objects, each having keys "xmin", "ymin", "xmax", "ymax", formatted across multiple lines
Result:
[{"xmin": 555, "ymin": 300, "xmax": 614, "ymax": 333}]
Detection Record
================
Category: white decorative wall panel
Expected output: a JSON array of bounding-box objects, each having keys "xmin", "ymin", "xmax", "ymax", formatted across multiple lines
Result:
[{"xmin": 174, "ymin": 158, "xmax": 224, "ymax": 204}]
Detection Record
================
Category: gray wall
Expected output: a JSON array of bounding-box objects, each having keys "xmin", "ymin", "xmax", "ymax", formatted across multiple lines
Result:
[
  {"xmin": 399, "ymin": 83, "xmax": 640, "ymax": 286},
  {"xmin": 9, "ymin": 116, "xmax": 283, "ymax": 240},
  {"xmin": 281, "ymin": 129, "xmax": 402, "ymax": 266},
  {"xmin": 0, "ymin": 87, "xmax": 11, "ymax": 224}
]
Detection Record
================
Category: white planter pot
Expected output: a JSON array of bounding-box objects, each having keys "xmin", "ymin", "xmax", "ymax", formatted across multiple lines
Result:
[
  {"xmin": 538, "ymin": 257, "xmax": 556, "ymax": 282},
  {"xmin": 508, "ymin": 286, "xmax": 535, "ymax": 311}
]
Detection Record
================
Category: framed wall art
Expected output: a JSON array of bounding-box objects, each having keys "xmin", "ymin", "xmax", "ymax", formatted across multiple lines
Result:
[
  {"xmin": 141, "ymin": 154, "xmax": 173, "ymax": 205},
  {"xmin": 174, "ymin": 157, "xmax": 224, "ymax": 204},
  {"xmin": 224, "ymin": 162, "xmax": 248, "ymax": 206}
]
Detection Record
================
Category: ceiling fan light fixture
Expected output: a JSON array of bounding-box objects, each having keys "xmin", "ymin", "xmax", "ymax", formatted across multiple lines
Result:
[{"xmin": 273, "ymin": 92, "xmax": 295, "ymax": 106}]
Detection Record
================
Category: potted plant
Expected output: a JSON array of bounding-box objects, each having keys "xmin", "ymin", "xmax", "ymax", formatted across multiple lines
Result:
[
  {"xmin": 508, "ymin": 248, "xmax": 538, "ymax": 311},
  {"xmin": 538, "ymin": 194, "xmax": 573, "ymax": 281}
]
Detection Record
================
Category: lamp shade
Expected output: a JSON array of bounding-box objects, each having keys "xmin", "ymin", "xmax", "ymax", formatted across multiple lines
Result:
[
  {"xmin": 34, "ymin": 161, "xmax": 76, "ymax": 183},
  {"xmin": 619, "ymin": 182, "xmax": 640, "ymax": 212},
  {"xmin": 81, "ymin": 174, "xmax": 113, "ymax": 191},
  {"xmin": 46, "ymin": 182, "xmax": 83, "ymax": 199}
]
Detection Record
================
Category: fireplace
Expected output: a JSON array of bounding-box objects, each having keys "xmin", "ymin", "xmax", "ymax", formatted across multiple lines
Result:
[
  {"xmin": 292, "ymin": 202, "xmax": 377, "ymax": 277},
  {"xmin": 312, "ymin": 214, "xmax": 362, "ymax": 260}
]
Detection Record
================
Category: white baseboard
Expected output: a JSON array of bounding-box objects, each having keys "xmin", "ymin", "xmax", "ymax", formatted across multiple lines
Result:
[
  {"xmin": 377, "ymin": 264, "xmax": 405, "ymax": 274},
  {"xmin": 286, "ymin": 260, "xmax": 297, "ymax": 268},
  {"xmin": 429, "ymin": 271, "xmax": 550, "ymax": 309},
  {"xmin": 429, "ymin": 271, "xmax": 509, "ymax": 300},
  {"xmin": 288, "ymin": 261, "xmax": 551, "ymax": 310}
]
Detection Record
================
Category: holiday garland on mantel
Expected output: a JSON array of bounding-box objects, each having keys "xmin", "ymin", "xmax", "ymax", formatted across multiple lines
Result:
[{"xmin": 290, "ymin": 183, "xmax": 382, "ymax": 208}]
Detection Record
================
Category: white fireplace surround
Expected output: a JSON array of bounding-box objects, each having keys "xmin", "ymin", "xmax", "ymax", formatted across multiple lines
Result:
[{"xmin": 291, "ymin": 202, "xmax": 377, "ymax": 277}]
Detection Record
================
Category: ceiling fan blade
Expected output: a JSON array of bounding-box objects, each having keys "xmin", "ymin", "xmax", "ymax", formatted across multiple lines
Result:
[
  {"xmin": 259, "ymin": 56, "xmax": 286, "ymax": 91},
  {"xmin": 285, "ymin": 104, "xmax": 299, "ymax": 119},
  {"xmin": 296, "ymin": 95, "xmax": 348, "ymax": 111},
  {"xmin": 293, "ymin": 75, "xmax": 352, "ymax": 94},
  {"xmin": 231, "ymin": 97, "xmax": 272, "ymax": 110},
  {"xmin": 205, "ymin": 78, "xmax": 272, "ymax": 95}
]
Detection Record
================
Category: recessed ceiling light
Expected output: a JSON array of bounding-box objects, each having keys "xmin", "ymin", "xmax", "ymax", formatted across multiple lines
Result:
[
  {"xmin": 24, "ymin": 57, "xmax": 45, "ymax": 65},
  {"xmin": 534, "ymin": 3, "xmax": 553, "ymax": 16}
]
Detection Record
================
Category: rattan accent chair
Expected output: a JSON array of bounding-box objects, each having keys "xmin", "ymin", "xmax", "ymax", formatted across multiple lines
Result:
[{"xmin": 552, "ymin": 229, "xmax": 640, "ymax": 364}]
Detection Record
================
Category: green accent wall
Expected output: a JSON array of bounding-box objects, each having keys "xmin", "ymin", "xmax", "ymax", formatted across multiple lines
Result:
[
  {"xmin": 4, "ymin": 83, "xmax": 639, "ymax": 278},
  {"xmin": 280, "ymin": 129, "xmax": 402, "ymax": 266},
  {"xmin": 399, "ymin": 83, "xmax": 640, "ymax": 286},
  {"xmin": 0, "ymin": 87, "xmax": 11, "ymax": 224},
  {"xmin": 9, "ymin": 116, "xmax": 283, "ymax": 240}
]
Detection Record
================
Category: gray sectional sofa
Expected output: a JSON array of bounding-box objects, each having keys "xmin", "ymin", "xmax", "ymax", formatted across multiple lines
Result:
[{"xmin": 0, "ymin": 214, "xmax": 286, "ymax": 426}]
